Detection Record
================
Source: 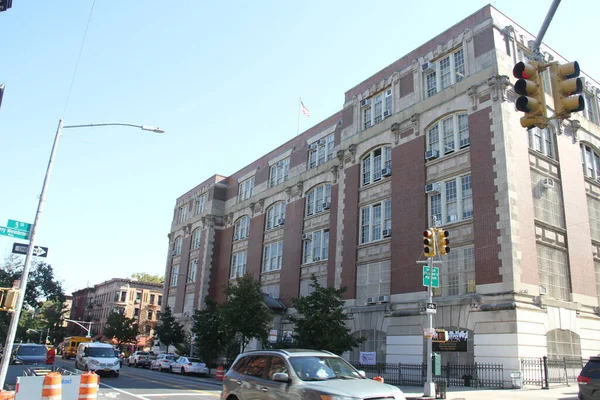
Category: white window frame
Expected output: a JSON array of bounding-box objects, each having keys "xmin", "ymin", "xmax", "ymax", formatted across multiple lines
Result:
[
  {"xmin": 188, "ymin": 259, "xmax": 198, "ymax": 283},
  {"xmin": 231, "ymin": 251, "xmax": 247, "ymax": 279},
  {"xmin": 195, "ymin": 194, "xmax": 207, "ymax": 215},
  {"xmin": 426, "ymin": 113, "xmax": 470, "ymax": 157},
  {"xmin": 173, "ymin": 236, "xmax": 183, "ymax": 255},
  {"xmin": 262, "ymin": 241, "xmax": 283, "ymax": 272},
  {"xmin": 528, "ymin": 127, "xmax": 554, "ymax": 159},
  {"xmin": 583, "ymin": 92, "xmax": 599, "ymax": 125},
  {"xmin": 581, "ymin": 143, "xmax": 600, "ymax": 181},
  {"xmin": 269, "ymin": 158, "xmax": 290, "ymax": 188},
  {"xmin": 302, "ymin": 229, "xmax": 329, "ymax": 264},
  {"xmin": 177, "ymin": 205, "xmax": 188, "ymax": 224},
  {"xmin": 361, "ymin": 146, "xmax": 392, "ymax": 186},
  {"xmin": 262, "ymin": 283, "xmax": 280, "ymax": 299},
  {"xmin": 233, "ymin": 215, "xmax": 250, "ymax": 240},
  {"xmin": 170, "ymin": 265, "xmax": 179, "ymax": 287},
  {"xmin": 238, "ymin": 177, "xmax": 254, "ymax": 202},
  {"xmin": 362, "ymin": 89, "xmax": 392, "ymax": 130},
  {"xmin": 359, "ymin": 199, "xmax": 392, "ymax": 244},
  {"xmin": 308, "ymin": 134, "xmax": 335, "ymax": 168},
  {"xmin": 424, "ymin": 48, "xmax": 465, "ymax": 98},
  {"xmin": 191, "ymin": 228, "xmax": 202, "ymax": 249},
  {"xmin": 306, "ymin": 184, "xmax": 332, "ymax": 216},
  {"xmin": 428, "ymin": 174, "xmax": 473, "ymax": 226},
  {"xmin": 266, "ymin": 202, "xmax": 286, "ymax": 230}
]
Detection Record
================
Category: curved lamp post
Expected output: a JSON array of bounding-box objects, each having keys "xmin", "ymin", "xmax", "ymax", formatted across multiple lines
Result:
[
  {"xmin": 0, "ymin": 119, "xmax": 164, "ymax": 390},
  {"xmin": 64, "ymin": 319, "xmax": 93, "ymax": 338}
]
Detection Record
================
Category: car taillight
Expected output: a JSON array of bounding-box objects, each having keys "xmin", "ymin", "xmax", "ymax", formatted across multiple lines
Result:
[
  {"xmin": 577, "ymin": 375, "xmax": 591, "ymax": 384},
  {"xmin": 188, "ymin": 363, "xmax": 193, "ymax": 366}
]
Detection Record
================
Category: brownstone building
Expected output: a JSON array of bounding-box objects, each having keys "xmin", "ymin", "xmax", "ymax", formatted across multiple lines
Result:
[{"xmin": 164, "ymin": 4, "xmax": 600, "ymax": 379}]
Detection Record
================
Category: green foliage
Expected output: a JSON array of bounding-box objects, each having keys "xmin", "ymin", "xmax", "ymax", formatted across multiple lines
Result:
[
  {"xmin": 153, "ymin": 305, "xmax": 185, "ymax": 352},
  {"xmin": 40, "ymin": 300, "xmax": 69, "ymax": 345},
  {"xmin": 130, "ymin": 273, "xmax": 164, "ymax": 284},
  {"xmin": 192, "ymin": 296, "xmax": 224, "ymax": 369},
  {"xmin": 103, "ymin": 311, "xmax": 139, "ymax": 346},
  {"xmin": 221, "ymin": 275, "xmax": 271, "ymax": 356},
  {"xmin": 174, "ymin": 332, "xmax": 192, "ymax": 356},
  {"xmin": 288, "ymin": 275, "xmax": 365, "ymax": 355}
]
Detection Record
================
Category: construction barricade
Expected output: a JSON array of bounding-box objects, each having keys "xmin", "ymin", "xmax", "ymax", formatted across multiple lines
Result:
[{"xmin": 14, "ymin": 367, "xmax": 97, "ymax": 400}]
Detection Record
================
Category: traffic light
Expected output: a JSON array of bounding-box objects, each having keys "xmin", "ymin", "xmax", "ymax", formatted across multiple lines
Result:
[
  {"xmin": 424, "ymin": 229, "xmax": 436, "ymax": 257},
  {"xmin": 0, "ymin": 288, "xmax": 19, "ymax": 312},
  {"xmin": 549, "ymin": 61, "xmax": 585, "ymax": 119},
  {"xmin": 437, "ymin": 229, "xmax": 450, "ymax": 255},
  {"xmin": 433, "ymin": 329, "xmax": 449, "ymax": 342},
  {"xmin": 512, "ymin": 61, "xmax": 548, "ymax": 129}
]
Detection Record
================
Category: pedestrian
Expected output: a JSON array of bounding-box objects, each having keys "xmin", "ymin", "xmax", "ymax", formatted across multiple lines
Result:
[{"xmin": 46, "ymin": 346, "xmax": 56, "ymax": 365}]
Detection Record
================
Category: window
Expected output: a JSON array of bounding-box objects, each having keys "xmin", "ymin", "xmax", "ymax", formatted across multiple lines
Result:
[
  {"xmin": 428, "ymin": 174, "xmax": 473, "ymax": 226},
  {"xmin": 136, "ymin": 292, "xmax": 141, "ymax": 302},
  {"xmin": 147, "ymin": 310, "xmax": 153, "ymax": 320},
  {"xmin": 149, "ymin": 294, "xmax": 155, "ymax": 304},
  {"xmin": 303, "ymin": 229, "xmax": 329, "ymax": 264},
  {"xmin": 266, "ymin": 202, "xmax": 286, "ymax": 230},
  {"xmin": 191, "ymin": 228, "xmax": 202, "ymax": 249},
  {"xmin": 537, "ymin": 244, "xmax": 571, "ymax": 301},
  {"xmin": 195, "ymin": 194, "xmax": 207, "ymax": 215},
  {"xmin": 262, "ymin": 283, "xmax": 280, "ymax": 299},
  {"xmin": 173, "ymin": 236, "xmax": 183, "ymax": 256},
  {"xmin": 234, "ymin": 216, "xmax": 250, "ymax": 240},
  {"xmin": 134, "ymin": 308, "xmax": 139, "ymax": 318},
  {"xmin": 262, "ymin": 241, "xmax": 283, "ymax": 272},
  {"xmin": 361, "ymin": 146, "xmax": 392, "ymax": 186},
  {"xmin": 306, "ymin": 184, "xmax": 332, "ymax": 216},
  {"xmin": 590, "ymin": 198, "xmax": 600, "ymax": 242},
  {"xmin": 583, "ymin": 92, "xmax": 598, "ymax": 125},
  {"xmin": 528, "ymin": 127, "xmax": 554, "ymax": 159},
  {"xmin": 299, "ymin": 276, "xmax": 326, "ymax": 297},
  {"xmin": 356, "ymin": 260, "xmax": 391, "ymax": 305},
  {"xmin": 269, "ymin": 158, "xmax": 290, "ymax": 188},
  {"xmin": 120, "ymin": 291, "xmax": 127, "ymax": 302},
  {"xmin": 170, "ymin": 265, "xmax": 179, "ymax": 287},
  {"xmin": 238, "ymin": 177, "xmax": 254, "ymax": 202},
  {"xmin": 596, "ymin": 260, "xmax": 600, "ymax": 304},
  {"xmin": 157, "ymin": 295, "xmax": 162, "ymax": 306},
  {"xmin": 531, "ymin": 170, "xmax": 565, "ymax": 228},
  {"xmin": 546, "ymin": 329, "xmax": 581, "ymax": 359},
  {"xmin": 188, "ymin": 259, "xmax": 198, "ymax": 283},
  {"xmin": 581, "ymin": 144, "xmax": 600, "ymax": 181},
  {"xmin": 362, "ymin": 89, "xmax": 392, "ymax": 129},
  {"xmin": 424, "ymin": 48, "xmax": 465, "ymax": 97},
  {"xmin": 231, "ymin": 251, "xmax": 247, "ymax": 278},
  {"xmin": 308, "ymin": 134, "xmax": 335, "ymax": 168},
  {"xmin": 359, "ymin": 199, "xmax": 392, "ymax": 244},
  {"xmin": 113, "ymin": 291, "xmax": 119, "ymax": 301},
  {"xmin": 435, "ymin": 246, "xmax": 475, "ymax": 297},
  {"xmin": 145, "ymin": 324, "xmax": 151, "ymax": 335},
  {"xmin": 426, "ymin": 113, "xmax": 470, "ymax": 156},
  {"xmin": 177, "ymin": 205, "xmax": 188, "ymax": 223}
]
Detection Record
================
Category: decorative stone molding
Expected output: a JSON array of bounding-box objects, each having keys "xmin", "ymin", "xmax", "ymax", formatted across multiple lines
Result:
[
  {"xmin": 183, "ymin": 224, "xmax": 192, "ymax": 236},
  {"xmin": 256, "ymin": 198, "xmax": 265, "ymax": 213},
  {"xmin": 410, "ymin": 113, "xmax": 420, "ymax": 135},
  {"xmin": 487, "ymin": 75, "xmax": 510, "ymax": 102},
  {"xmin": 330, "ymin": 165, "xmax": 339, "ymax": 183},
  {"xmin": 200, "ymin": 216, "xmax": 206, "ymax": 228},
  {"xmin": 562, "ymin": 119, "xmax": 581, "ymax": 143},
  {"xmin": 249, "ymin": 202, "xmax": 256, "ymax": 216},
  {"xmin": 391, "ymin": 122, "xmax": 400, "ymax": 145},
  {"xmin": 463, "ymin": 27, "xmax": 473, "ymax": 42},
  {"xmin": 336, "ymin": 149, "xmax": 345, "ymax": 165},
  {"xmin": 207, "ymin": 214, "xmax": 216, "ymax": 227},
  {"xmin": 296, "ymin": 181, "xmax": 304, "ymax": 196},
  {"xmin": 227, "ymin": 212, "xmax": 234, "ymax": 226},
  {"xmin": 348, "ymin": 144, "xmax": 357, "ymax": 164},
  {"xmin": 167, "ymin": 233, "xmax": 173, "ymax": 242},
  {"xmin": 285, "ymin": 186, "xmax": 293, "ymax": 202},
  {"xmin": 467, "ymin": 86, "xmax": 477, "ymax": 110}
]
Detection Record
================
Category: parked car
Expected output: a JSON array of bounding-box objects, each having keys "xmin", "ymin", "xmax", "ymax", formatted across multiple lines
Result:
[
  {"xmin": 150, "ymin": 353, "xmax": 177, "ymax": 372},
  {"xmin": 221, "ymin": 349, "xmax": 406, "ymax": 400},
  {"xmin": 10, "ymin": 344, "xmax": 47, "ymax": 365},
  {"xmin": 578, "ymin": 355, "xmax": 600, "ymax": 400},
  {"xmin": 137, "ymin": 354, "xmax": 155, "ymax": 369},
  {"xmin": 75, "ymin": 342, "xmax": 120, "ymax": 377},
  {"xmin": 170, "ymin": 357, "xmax": 209, "ymax": 376},
  {"xmin": 127, "ymin": 351, "xmax": 150, "ymax": 367}
]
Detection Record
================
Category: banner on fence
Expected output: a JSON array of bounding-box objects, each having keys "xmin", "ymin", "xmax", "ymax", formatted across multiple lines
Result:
[
  {"xmin": 433, "ymin": 330, "xmax": 468, "ymax": 352},
  {"xmin": 359, "ymin": 352, "xmax": 376, "ymax": 365}
]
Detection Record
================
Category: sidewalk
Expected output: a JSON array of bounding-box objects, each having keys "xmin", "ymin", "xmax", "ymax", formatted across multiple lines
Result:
[{"xmin": 400, "ymin": 384, "xmax": 579, "ymax": 400}]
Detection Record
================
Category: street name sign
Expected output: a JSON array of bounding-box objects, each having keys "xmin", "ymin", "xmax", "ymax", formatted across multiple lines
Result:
[
  {"xmin": 7, "ymin": 219, "xmax": 31, "ymax": 232},
  {"xmin": 0, "ymin": 226, "xmax": 29, "ymax": 240},
  {"xmin": 423, "ymin": 266, "xmax": 440, "ymax": 288},
  {"xmin": 11, "ymin": 243, "xmax": 48, "ymax": 257}
]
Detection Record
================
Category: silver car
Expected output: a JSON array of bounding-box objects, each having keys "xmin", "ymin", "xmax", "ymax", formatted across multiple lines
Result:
[{"xmin": 221, "ymin": 349, "xmax": 406, "ymax": 400}]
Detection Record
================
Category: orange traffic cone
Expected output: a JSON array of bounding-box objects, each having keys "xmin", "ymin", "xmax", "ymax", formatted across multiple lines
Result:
[
  {"xmin": 216, "ymin": 365, "xmax": 225, "ymax": 381},
  {"xmin": 373, "ymin": 376, "xmax": 384, "ymax": 383},
  {"xmin": 78, "ymin": 371, "xmax": 99, "ymax": 400},
  {"xmin": 41, "ymin": 372, "xmax": 62, "ymax": 400}
]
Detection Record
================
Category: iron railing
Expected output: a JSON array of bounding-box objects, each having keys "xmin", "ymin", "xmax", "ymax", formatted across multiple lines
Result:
[{"xmin": 520, "ymin": 356, "xmax": 586, "ymax": 388}]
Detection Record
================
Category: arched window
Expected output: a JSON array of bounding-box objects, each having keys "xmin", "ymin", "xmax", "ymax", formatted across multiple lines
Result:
[
  {"xmin": 191, "ymin": 228, "xmax": 202, "ymax": 249},
  {"xmin": 426, "ymin": 113, "xmax": 469, "ymax": 158},
  {"xmin": 266, "ymin": 202, "xmax": 286, "ymax": 230},
  {"xmin": 547, "ymin": 329, "xmax": 581, "ymax": 359},
  {"xmin": 173, "ymin": 236, "xmax": 183, "ymax": 256},
  {"xmin": 349, "ymin": 329, "xmax": 387, "ymax": 364},
  {"xmin": 581, "ymin": 143, "xmax": 600, "ymax": 180},
  {"xmin": 234, "ymin": 216, "xmax": 250, "ymax": 240},
  {"xmin": 361, "ymin": 146, "xmax": 392, "ymax": 186},
  {"xmin": 306, "ymin": 184, "xmax": 332, "ymax": 216}
]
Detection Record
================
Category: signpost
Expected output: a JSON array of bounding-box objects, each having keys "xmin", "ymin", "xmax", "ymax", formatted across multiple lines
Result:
[
  {"xmin": 11, "ymin": 243, "xmax": 48, "ymax": 258},
  {"xmin": 422, "ymin": 266, "xmax": 439, "ymax": 288}
]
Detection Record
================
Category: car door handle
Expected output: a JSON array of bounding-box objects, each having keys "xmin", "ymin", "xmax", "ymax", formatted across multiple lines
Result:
[{"xmin": 261, "ymin": 387, "xmax": 268, "ymax": 392}]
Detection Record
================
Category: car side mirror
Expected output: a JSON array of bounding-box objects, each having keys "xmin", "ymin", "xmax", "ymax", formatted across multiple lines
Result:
[
  {"xmin": 272, "ymin": 372, "xmax": 290, "ymax": 382},
  {"xmin": 358, "ymin": 370, "xmax": 366, "ymax": 378}
]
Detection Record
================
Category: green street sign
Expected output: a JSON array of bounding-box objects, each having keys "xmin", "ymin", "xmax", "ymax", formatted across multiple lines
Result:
[
  {"xmin": 423, "ymin": 266, "xmax": 440, "ymax": 288},
  {"xmin": 7, "ymin": 219, "xmax": 31, "ymax": 232},
  {"xmin": 0, "ymin": 226, "xmax": 29, "ymax": 240}
]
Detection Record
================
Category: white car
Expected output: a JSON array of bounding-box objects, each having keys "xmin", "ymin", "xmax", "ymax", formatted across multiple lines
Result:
[
  {"xmin": 170, "ymin": 357, "xmax": 209, "ymax": 376},
  {"xmin": 75, "ymin": 342, "xmax": 120, "ymax": 377},
  {"xmin": 150, "ymin": 353, "xmax": 177, "ymax": 372},
  {"xmin": 127, "ymin": 351, "xmax": 150, "ymax": 367}
]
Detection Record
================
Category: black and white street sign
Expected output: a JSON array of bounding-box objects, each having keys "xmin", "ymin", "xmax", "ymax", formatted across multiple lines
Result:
[
  {"xmin": 12, "ymin": 243, "xmax": 49, "ymax": 257},
  {"xmin": 425, "ymin": 302, "xmax": 437, "ymax": 314}
]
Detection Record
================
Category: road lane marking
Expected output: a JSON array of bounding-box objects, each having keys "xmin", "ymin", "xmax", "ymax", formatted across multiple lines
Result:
[
  {"xmin": 138, "ymin": 393, "xmax": 219, "ymax": 397},
  {"xmin": 99, "ymin": 382, "xmax": 151, "ymax": 400},
  {"xmin": 117, "ymin": 371, "xmax": 202, "ymax": 391},
  {"xmin": 119, "ymin": 370, "xmax": 220, "ymax": 390}
]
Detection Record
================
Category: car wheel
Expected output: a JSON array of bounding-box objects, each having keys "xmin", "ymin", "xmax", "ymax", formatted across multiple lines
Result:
[
  {"xmin": 134, "ymin": 361, "xmax": 138, "ymax": 368},
  {"xmin": 181, "ymin": 367, "xmax": 186, "ymax": 375},
  {"xmin": 170, "ymin": 367, "xmax": 174, "ymax": 373},
  {"xmin": 114, "ymin": 372, "xmax": 119, "ymax": 378}
]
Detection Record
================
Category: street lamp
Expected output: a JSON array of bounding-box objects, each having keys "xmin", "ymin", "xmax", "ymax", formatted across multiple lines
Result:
[
  {"xmin": 26, "ymin": 328, "xmax": 49, "ymax": 344},
  {"xmin": 64, "ymin": 319, "xmax": 93, "ymax": 338},
  {"xmin": 0, "ymin": 119, "xmax": 164, "ymax": 390}
]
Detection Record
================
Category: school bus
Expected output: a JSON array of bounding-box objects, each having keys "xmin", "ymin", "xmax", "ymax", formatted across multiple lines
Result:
[{"xmin": 62, "ymin": 336, "xmax": 92, "ymax": 360}]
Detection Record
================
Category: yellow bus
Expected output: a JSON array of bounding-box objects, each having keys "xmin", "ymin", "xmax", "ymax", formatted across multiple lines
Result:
[{"xmin": 62, "ymin": 336, "xmax": 92, "ymax": 360}]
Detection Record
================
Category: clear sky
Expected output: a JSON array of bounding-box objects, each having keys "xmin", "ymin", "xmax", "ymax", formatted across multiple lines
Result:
[{"xmin": 0, "ymin": 0, "xmax": 598, "ymax": 295}]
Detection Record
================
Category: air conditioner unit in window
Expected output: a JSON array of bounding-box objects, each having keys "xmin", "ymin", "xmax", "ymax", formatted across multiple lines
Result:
[
  {"xmin": 360, "ymin": 99, "xmax": 371, "ymax": 108},
  {"xmin": 308, "ymin": 143, "xmax": 318, "ymax": 151},
  {"xmin": 323, "ymin": 202, "xmax": 331, "ymax": 210},
  {"xmin": 302, "ymin": 233, "xmax": 312, "ymax": 241},
  {"xmin": 541, "ymin": 177, "xmax": 555, "ymax": 189},
  {"xmin": 425, "ymin": 182, "xmax": 441, "ymax": 194},
  {"xmin": 378, "ymin": 295, "xmax": 390, "ymax": 304},
  {"xmin": 539, "ymin": 286, "xmax": 548, "ymax": 295},
  {"xmin": 314, "ymin": 256, "xmax": 321, "ymax": 262},
  {"xmin": 422, "ymin": 61, "xmax": 435, "ymax": 73},
  {"xmin": 382, "ymin": 229, "xmax": 392, "ymax": 238},
  {"xmin": 381, "ymin": 167, "xmax": 392, "ymax": 177},
  {"xmin": 278, "ymin": 218, "xmax": 285, "ymax": 226},
  {"xmin": 366, "ymin": 297, "xmax": 377, "ymax": 305},
  {"xmin": 383, "ymin": 110, "xmax": 391, "ymax": 118},
  {"xmin": 425, "ymin": 149, "xmax": 440, "ymax": 161}
]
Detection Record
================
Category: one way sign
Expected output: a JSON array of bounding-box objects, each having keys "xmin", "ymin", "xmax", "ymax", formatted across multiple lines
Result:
[{"xmin": 12, "ymin": 243, "xmax": 48, "ymax": 258}]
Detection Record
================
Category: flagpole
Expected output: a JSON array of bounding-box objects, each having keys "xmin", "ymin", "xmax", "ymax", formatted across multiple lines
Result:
[{"xmin": 297, "ymin": 97, "xmax": 301, "ymax": 136}]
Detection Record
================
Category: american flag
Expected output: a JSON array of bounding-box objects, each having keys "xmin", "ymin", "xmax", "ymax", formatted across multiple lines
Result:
[{"xmin": 300, "ymin": 101, "xmax": 310, "ymax": 118}]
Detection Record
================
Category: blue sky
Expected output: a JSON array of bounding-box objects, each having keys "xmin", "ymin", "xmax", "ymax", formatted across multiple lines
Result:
[{"xmin": 0, "ymin": 0, "xmax": 598, "ymax": 294}]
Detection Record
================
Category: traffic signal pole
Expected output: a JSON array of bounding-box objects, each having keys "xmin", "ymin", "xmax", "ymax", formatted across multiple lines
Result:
[
  {"xmin": 532, "ymin": 0, "xmax": 561, "ymax": 55},
  {"xmin": 424, "ymin": 251, "xmax": 435, "ymax": 398}
]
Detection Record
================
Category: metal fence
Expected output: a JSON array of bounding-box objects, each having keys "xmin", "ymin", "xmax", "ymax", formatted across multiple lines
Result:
[
  {"xmin": 520, "ymin": 356, "xmax": 586, "ymax": 388},
  {"xmin": 350, "ymin": 361, "xmax": 504, "ymax": 388}
]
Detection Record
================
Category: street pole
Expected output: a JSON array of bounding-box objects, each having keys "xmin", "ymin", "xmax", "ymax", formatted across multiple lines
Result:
[
  {"xmin": 0, "ymin": 119, "xmax": 64, "ymax": 390},
  {"xmin": 532, "ymin": 0, "xmax": 561, "ymax": 54},
  {"xmin": 424, "ymin": 252, "xmax": 435, "ymax": 398}
]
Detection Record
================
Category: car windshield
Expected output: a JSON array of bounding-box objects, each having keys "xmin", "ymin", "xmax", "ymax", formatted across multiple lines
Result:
[
  {"xmin": 17, "ymin": 346, "xmax": 46, "ymax": 356},
  {"xmin": 137, "ymin": 352, "xmax": 148, "ymax": 355},
  {"xmin": 163, "ymin": 356, "xmax": 176, "ymax": 361},
  {"xmin": 289, "ymin": 356, "xmax": 364, "ymax": 381},
  {"xmin": 188, "ymin": 358, "xmax": 203, "ymax": 363},
  {"xmin": 88, "ymin": 348, "xmax": 116, "ymax": 357}
]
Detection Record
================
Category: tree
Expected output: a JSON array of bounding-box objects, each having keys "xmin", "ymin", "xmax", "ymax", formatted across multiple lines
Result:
[
  {"xmin": 192, "ymin": 296, "xmax": 224, "ymax": 372},
  {"xmin": 40, "ymin": 300, "xmax": 69, "ymax": 345},
  {"xmin": 288, "ymin": 275, "xmax": 365, "ymax": 355},
  {"xmin": 103, "ymin": 311, "xmax": 138, "ymax": 346},
  {"xmin": 153, "ymin": 306, "xmax": 184, "ymax": 353},
  {"xmin": 221, "ymin": 275, "xmax": 271, "ymax": 357},
  {"xmin": 130, "ymin": 273, "xmax": 164, "ymax": 284}
]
